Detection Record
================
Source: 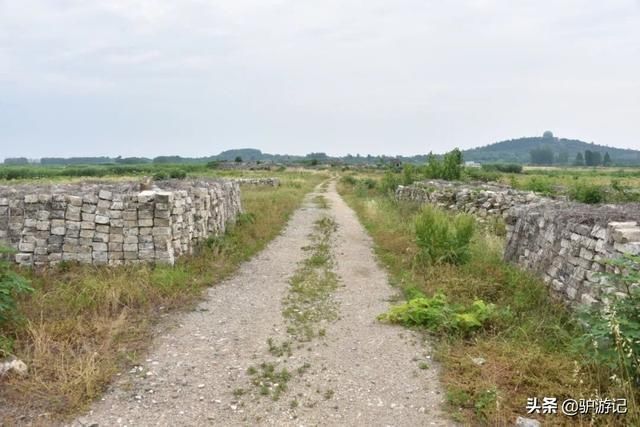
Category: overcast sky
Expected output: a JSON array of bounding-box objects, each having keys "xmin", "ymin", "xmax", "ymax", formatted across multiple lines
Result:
[{"xmin": 1, "ymin": 0, "xmax": 639, "ymax": 159}]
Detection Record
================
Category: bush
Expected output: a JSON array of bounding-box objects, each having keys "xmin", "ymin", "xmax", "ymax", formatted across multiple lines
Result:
[
  {"xmin": 361, "ymin": 178, "xmax": 376, "ymax": 189},
  {"xmin": 378, "ymin": 292, "xmax": 495, "ymax": 336},
  {"xmin": 414, "ymin": 206, "xmax": 475, "ymax": 265},
  {"xmin": 169, "ymin": 169, "xmax": 187, "ymax": 179},
  {"xmin": 341, "ymin": 175, "xmax": 357, "ymax": 186},
  {"xmin": 153, "ymin": 171, "xmax": 169, "ymax": 181},
  {"xmin": 379, "ymin": 171, "xmax": 401, "ymax": 194},
  {"xmin": 424, "ymin": 149, "xmax": 463, "ymax": 181},
  {"xmin": 481, "ymin": 163, "xmax": 523, "ymax": 174},
  {"xmin": 402, "ymin": 164, "xmax": 417, "ymax": 185},
  {"xmin": 463, "ymin": 168, "xmax": 501, "ymax": 183},
  {"xmin": 523, "ymin": 177, "xmax": 555, "ymax": 195},
  {"xmin": 576, "ymin": 255, "xmax": 640, "ymax": 384},
  {"xmin": 569, "ymin": 183, "xmax": 605, "ymax": 204},
  {"xmin": 0, "ymin": 247, "xmax": 33, "ymax": 325}
]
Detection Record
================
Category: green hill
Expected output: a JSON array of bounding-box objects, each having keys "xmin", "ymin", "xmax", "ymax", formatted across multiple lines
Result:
[{"xmin": 463, "ymin": 132, "xmax": 640, "ymax": 165}]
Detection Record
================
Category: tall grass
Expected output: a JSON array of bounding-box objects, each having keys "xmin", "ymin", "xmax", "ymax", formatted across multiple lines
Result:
[
  {"xmin": 0, "ymin": 173, "xmax": 324, "ymax": 424},
  {"xmin": 414, "ymin": 206, "xmax": 475, "ymax": 265}
]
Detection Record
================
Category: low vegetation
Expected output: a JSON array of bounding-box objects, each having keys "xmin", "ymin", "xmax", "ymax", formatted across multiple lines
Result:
[
  {"xmin": 282, "ymin": 215, "xmax": 339, "ymax": 342},
  {"xmin": 414, "ymin": 206, "xmax": 475, "ymax": 265},
  {"xmin": 0, "ymin": 172, "xmax": 324, "ymax": 423},
  {"xmin": 339, "ymin": 176, "xmax": 638, "ymax": 425}
]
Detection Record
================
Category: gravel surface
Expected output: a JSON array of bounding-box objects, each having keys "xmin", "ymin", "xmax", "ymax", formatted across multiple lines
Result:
[{"xmin": 72, "ymin": 181, "xmax": 452, "ymax": 427}]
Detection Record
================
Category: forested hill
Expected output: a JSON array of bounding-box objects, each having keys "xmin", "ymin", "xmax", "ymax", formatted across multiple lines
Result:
[{"xmin": 463, "ymin": 133, "xmax": 640, "ymax": 165}]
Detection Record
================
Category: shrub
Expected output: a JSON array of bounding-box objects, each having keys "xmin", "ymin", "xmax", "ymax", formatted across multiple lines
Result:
[
  {"xmin": 379, "ymin": 171, "xmax": 401, "ymax": 194},
  {"xmin": 576, "ymin": 255, "xmax": 640, "ymax": 384},
  {"xmin": 169, "ymin": 169, "xmax": 187, "ymax": 179},
  {"xmin": 424, "ymin": 149, "xmax": 463, "ymax": 181},
  {"xmin": 153, "ymin": 171, "xmax": 169, "ymax": 181},
  {"xmin": 378, "ymin": 292, "xmax": 495, "ymax": 335},
  {"xmin": 481, "ymin": 163, "xmax": 523, "ymax": 174},
  {"xmin": 0, "ymin": 247, "xmax": 33, "ymax": 325},
  {"xmin": 361, "ymin": 178, "xmax": 376, "ymax": 189},
  {"xmin": 463, "ymin": 168, "xmax": 501, "ymax": 183},
  {"xmin": 402, "ymin": 164, "xmax": 417, "ymax": 185},
  {"xmin": 524, "ymin": 177, "xmax": 555, "ymax": 195},
  {"xmin": 569, "ymin": 183, "xmax": 605, "ymax": 204},
  {"xmin": 341, "ymin": 175, "xmax": 358, "ymax": 186},
  {"xmin": 414, "ymin": 206, "xmax": 475, "ymax": 265}
]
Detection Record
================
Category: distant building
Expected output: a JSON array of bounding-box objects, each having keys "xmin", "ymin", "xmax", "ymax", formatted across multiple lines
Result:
[{"xmin": 465, "ymin": 161, "xmax": 481, "ymax": 168}]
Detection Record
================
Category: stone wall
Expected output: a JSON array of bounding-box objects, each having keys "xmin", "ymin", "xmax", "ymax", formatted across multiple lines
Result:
[
  {"xmin": 504, "ymin": 202, "xmax": 640, "ymax": 306},
  {"xmin": 232, "ymin": 178, "xmax": 281, "ymax": 187},
  {"xmin": 0, "ymin": 179, "xmax": 242, "ymax": 267},
  {"xmin": 396, "ymin": 180, "xmax": 640, "ymax": 306},
  {"xmin": 395, "ymin": 180, "xmax": 542, "ymax": 218}
]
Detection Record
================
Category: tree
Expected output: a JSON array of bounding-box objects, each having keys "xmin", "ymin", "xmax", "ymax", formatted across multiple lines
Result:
[
  {"xmin": 529, "ymin": 145, "xmax": 554, "ymax": 165},
  {"xmin": 584, "ymin": 150, "xmax": 602, "ymax": 167},
  {"xmin": 557, "ymin": 151, "xmax": 569, "ymax": 164},
  {"xmin": 574, "ymin": 152, "xmax": 585, "ymax": 166},
  {"xmin": 543, "ymin": 131, "xmax": 554, "ymax": 139},
  {"xmin": 603, "ymin": 152, "xmax": 612, "ymax": 166},
  {"xmin": 442, "ymin": 148, "xmax": 463, "ymax": 180},
  {"xmin": 234, "ymin": 156, "xmax": 242, "ymax": 163},
  {"xmin": 3, "ymin": 157, "xmax": 29, "ymax": 165},
  {"xmin": 424, "ymin": 152, "xmax": 442, "ymax": 178}
]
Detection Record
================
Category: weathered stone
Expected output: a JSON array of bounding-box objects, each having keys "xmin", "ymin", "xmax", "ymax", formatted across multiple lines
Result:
[
  {"xmin": 18, "ymin": 242, "xmax": 35, "ymax": 252},
  {"xmin": 91, "ymin": 242, "xmax": 107, "ymax": 252},
  {"xmin": 66, "ymin": 206, "xmax": 81, "ymax": 221},
  {"xmin": 95, "ymin": 214, "xmax": 110, "ymax": 225},
  {"xmin": 98, "ymin": 189, "xmax": 113, "ymax": 200},
  {"xmin": 515, "ymin": 417, "xmax": 541, "ymax": 427},
  {"xmin": 83, "ymin": 194, "xmax": 99, "ymax": 204},
  {"xmin": 139, "ymin": 219, "xmax": 154, "ymax": 227},
  {"xmin": 93, "ymin": 232, "xmax": 109, "ymax": 243},
  {"xmin": 612, "ymin": 227, "xmax": 640, "ymax": 243},
  {"xmin": 81, "ymin": 221, "xmax": 96, "ymax": 231},
  {"xmin": 614, "ymin": 242, "xmax": 640, "ymax": 256},
  {"xmin": 66, "ymin": 195, "xmax": 83, "ymax": 206}
]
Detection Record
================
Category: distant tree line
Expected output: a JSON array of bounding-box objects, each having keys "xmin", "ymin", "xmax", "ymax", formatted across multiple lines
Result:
[{"xmin": 530, "ymin": 147, "xmax": 612, "ymax": 167}]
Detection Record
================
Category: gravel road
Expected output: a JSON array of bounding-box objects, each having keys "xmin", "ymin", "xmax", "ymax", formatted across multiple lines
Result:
[{"xmin": 73, "ymin": 181, "xmax": 452, "ymax": 427}]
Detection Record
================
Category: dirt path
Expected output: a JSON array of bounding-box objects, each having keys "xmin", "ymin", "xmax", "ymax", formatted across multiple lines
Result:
[{"xmin": 73, "ymin": 182, "xmax": 452, "ymax": 427}]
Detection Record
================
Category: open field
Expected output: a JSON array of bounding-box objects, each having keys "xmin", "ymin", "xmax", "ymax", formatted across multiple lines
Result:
[
  {"xmin": 0, "ymin": 171, "xmax": 326, "ymax": 424},
  {"xmin": 0, "ymin": 163, "xmax": 300, "ymax": 185}
]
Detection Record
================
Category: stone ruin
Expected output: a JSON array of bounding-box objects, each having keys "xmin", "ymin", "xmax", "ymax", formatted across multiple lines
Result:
[
  {"xmin": 232, "ymin": 178, "xmax": 281, "ymax": 187},
  {"xmin": 395, "ymin": 180, "xmax": 543, "ymax": 217},
  {"xmin": 0, "ymin": 179, "xmax": 242, "ymax": 267},
  {"xmin": 396, "ymin": 180, "xmax": 640, "ymax": 306}
]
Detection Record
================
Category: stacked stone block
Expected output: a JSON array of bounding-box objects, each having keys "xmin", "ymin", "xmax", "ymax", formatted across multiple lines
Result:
[
  {"xmin": 504, "ymin": 203, "xmax": 640, "ymax": 306},
  {"xmin": 0, "ymin": 180, "xmax": 241, "ymax": 267},
  {"xmin": 396, "ymin": 180, "xmax": 541, "ymax": 218},
  {"xmin": 232, "ymin": 178, "xmax": 280, "ymax": 187}
]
